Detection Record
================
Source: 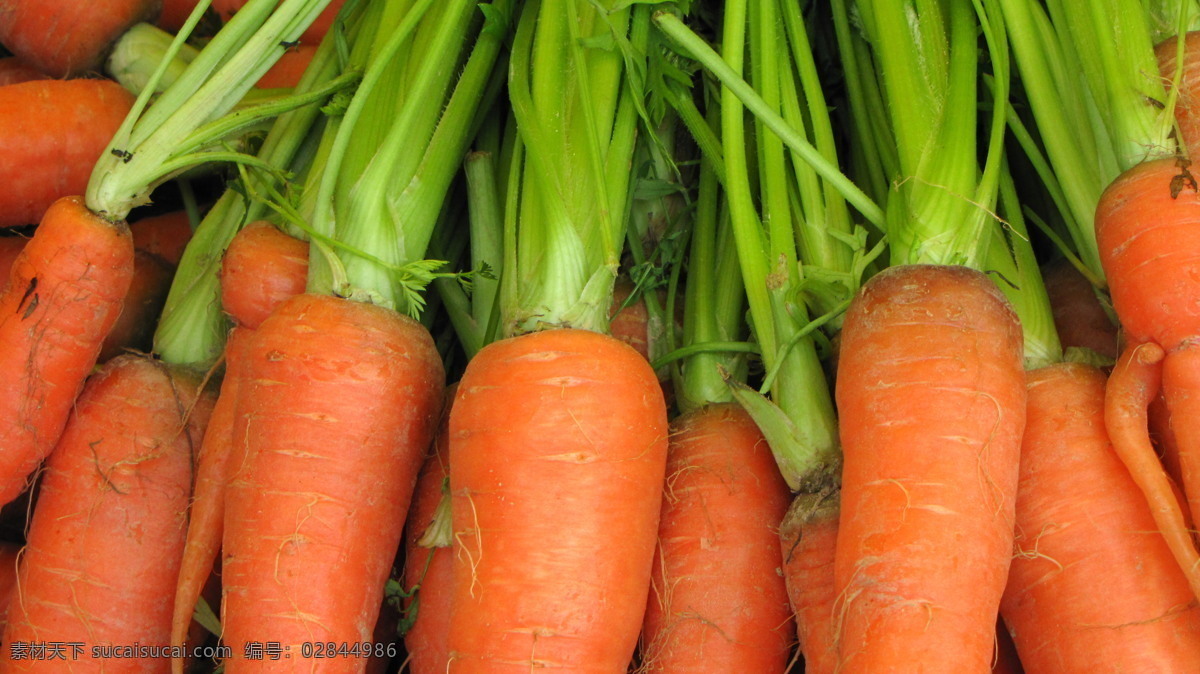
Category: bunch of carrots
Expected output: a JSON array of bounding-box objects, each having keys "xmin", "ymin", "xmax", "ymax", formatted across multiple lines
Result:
[{"xmin": 8, "ymin": 0, "xmax": 1200, "ymax": 672}]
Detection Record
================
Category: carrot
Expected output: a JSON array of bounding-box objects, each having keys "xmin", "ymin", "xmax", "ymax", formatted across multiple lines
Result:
[
  {"xmin": 98, "ymin": 248, "xmax": 175, "ymax": 361},
  {"xmin": 779, "ymin": 491, "xmax": 839, "ymax": 674},
  {"xmin": 402, "ymin": 387, "xmax": 454, "ymax": 674},
  {"xmin": 0, "ymin": 195, "xmax": 134, "ymax": 508},
  {"xmin": 256, "ymin": 44, "xmax": 317, "ymax": 89},
  {"xmin": 0, "ymin": 57, "xmax": 43, "ymax": 86},
  {"xmin": 0, "ymin": 0, "xmax": 160, "ymax": 77},
  {"xmin": 0, "ymin": 354, "xmax": 213, "ymax": 672},
  {"xmin": 170, "ymin": 223, "xmax": 308, "ymax": 671},
  {"xmin": 156, "ymin": 0, "xmax": 203, "ymax": 33},
  {"xmin": 1104, "ymin": 341, "xmax": 1200, "ymax": 598},
  {"xmin": 1157, "ymin": 31, "xmax": 1200, "ymax": 161},
  {"xmin": 218, "ymin": 220, "xmax": 309, "ymax": 330},
  {"xmin": 168, "ymin": 327, "xmax": 252, "ymax": 674},
  {"xmin": 833, "ymin": 264, "xmax": 1026, "ymax": 673},
  {"xmin": 219, "ymin": 292, "xmax": 444, "ymax": 668},
  {"xmin": 447, "ymin": 328, "xmax": 667, "ymax": 671},
  {"xmin": 0, "ymin": 79, "xmax": 135, "ymax": 228},
  {"xmin": 131, "ymin": 209, "xmax": 194, "ymax": 267},
  {"xmin": 1001, "ymin": 363, "xmax": 1200, "ymax": 672},
  {"xmin": 213, "ymin": 0, "xmax": 346, "ymax": 45},
  {"xmin": 1094, "ymin": 158, "xmax": 1200, "ymax": 559},
  {"xmin": 1040, "ymin": 258, "xmax": 1117, "ymax": 360},
  {"xmin": 640, "ymin": 403, "xmax": 792, "ymax": 673}
]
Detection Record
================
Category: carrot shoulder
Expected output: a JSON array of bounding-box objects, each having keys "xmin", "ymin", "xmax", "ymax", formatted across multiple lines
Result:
[
  {"xmin": 220, "ymin": 293, "xmax": 444, "ymax": 668},
  {"xmin": 0, "ymin": 196, "xmax": 133, "ymax": 507},
  {"xmin": 0, "ymin": 79, "xmax": 135, "ymax": 228},
  {"xmin": 0, "ymin": 355, "xmax": 213, "ymax": 673},
  {"xmin": 833, "ymin": 265, "xmax": 1026, "ymax": 673},
  {"xmin": 447, "ymin": 328, "xmax": 668, "ymax": 672},
  {"xmin": 1002, "ymin": 363, "xmax": 1200, "ymax": 672},
  {"xmin": 218, "ymin": 220, "xmax": 309, "ymax": 330},
  {"xmin": 641, "ymin": 403, "xmax": 793, "ymax": 672}
]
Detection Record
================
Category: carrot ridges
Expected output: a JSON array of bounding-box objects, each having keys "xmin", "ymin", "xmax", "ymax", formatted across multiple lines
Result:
[
  {"xmin": 833, "ymin": 264, "xmax": 1026, "ymax": 674},
  {"xmin": 447, "ymin": 328, "xmax": 668, "ymax": 672}
]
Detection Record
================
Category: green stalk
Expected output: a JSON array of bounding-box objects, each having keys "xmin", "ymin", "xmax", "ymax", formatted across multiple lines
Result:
[
  {"xmin": 502, "ymin": 0, "xmax": 647, "ymax": 336},
  {"xmin": 153, "ymin": 7, "xmax": 361, "ymax": 368},
  {"xmin": 87, "ymin": 0, "xmax": 336, "ymax": 220}
]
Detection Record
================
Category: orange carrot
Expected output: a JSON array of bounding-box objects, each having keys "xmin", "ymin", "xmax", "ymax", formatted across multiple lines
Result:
[
  {"xmin": 1002, "ymin": 363, "xmax": 1200, "ymax": 672},
  {"xmin": 779, "ymin": 491, "xmax": 839, "ymax": 674},
  {"xmin": 1040, "ymin": 258, "xmax": 1117, "ymax": 360},
  {"xmin": 833, "ymin": 265, "xmax": 1026, "ymax": 673},
  {"xmin": 402, "ymin": 386, "xmax": 454, "ymax": 674},
  {"xmin": 0, "ymin": 195, "xmax": 134, "ymax": 508},
  {"xmin": 168, "ymin": 327, "xmax": 252, "ymax": 674},
  {"xmin": 218, "ymin": 220, "xmax": 309, "ymax": 330},
  {"xmin": 640, "ymin": 403, "xmax": 792, "ymax": 672},
  {"xmin": 447, "ymin": 328, "xmax": 668, "ymax": 672},
  {"xmin": 131, "ymin": 210, "xmax": 194, "ymax": 267},
  {"xmin": 219, "ymin": 292, "xmax": 444, "ymax": 669},
  {"xmin": 0, "ymin": 79, "xmax": 135, "ymax": 228},
  {"xmin": 98, "ymin": 249, "xmax": 175, "ymax": 361},
  {"xmin": 0, "ymin": 57, "xmax": 43, "ymax": 86},
  {"xmin": 256, "ymin": 44, "xmax": 317, "ymax": 89},
  {"xmin": 213, "ymin": 0, "xmax": 346, "ymax": 45},
  {"xmin": 0, "ymin": 0, "xmax": 160, "ymax": 77},
  {"xmin": 1095, "ymin": 158, "xmax": 1200, "ymax": 582},
  {"xmin": 156, "ymin": 0, "xmax": 202, "ymax": 33},
  {"xmin": 170, "ymin": 224, "xmax": 309, "ymax": 672},
  {"xmin": 0, "ymin": 355, "xmax": 213, "ymax": 672}
]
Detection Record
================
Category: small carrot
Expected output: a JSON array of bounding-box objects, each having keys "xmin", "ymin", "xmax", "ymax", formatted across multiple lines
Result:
[
  {"xmin": 98, "ymin": 249, "xmax": 175, "ymax": 361},
  {"xmin": 833, "ymin": 264, "xmax": 1026, "ymax": 673},
  {"xmin": 219, "ymin": 293, "xmax": 444, "ymax": 669},
  {"xmin": 1040, "ymin": 258, "xmax": 1117, "ymax": 360},
  {"xmin": 402, "ymin": 387, "xmax": 454, "ymax": 674},
  {"xmin": 0, "ymin": 355, "xmax": 213, "ymax": 672},
  {"xmin": 640, "ymin": 403, "xmax": 793, "ymax": 673},
  {"xmin": 447, "ymin": 328, "xmax": 668, "ymax": 671},
  {"xmin": 168, "ymin": 327, "xmax": 253, "ymax": 674},
  {"xmin": 0, "ymin": 79, "xmax": 135, "ymax": 228},
  {"xmin": 779, "ymin": 491, "xmax": 839, "ymax": 674},
  {"xmin": 131, "ymin": 209, "xmax": 195, "ymax": 267},
  {"xmin": 218, "ymin": 220, "xmax": 309, "ymax": 330},
  {"xmin": 171, "ymin": 222, "xmax": 309, "ymax": 672},
  {"xmin": 0, "ymin": 195, "xmax": 133, "ymax": 508},
  {"xmin": 156, "ymin": 0, "xmax": 203, "ymax": 33},
  {"xmin": 1003, "ymin": 363, "xmax": 1200, "ymax": 671},
  {"xmin": 0, "ymin": 0, "xmax": 160, "ymax": 76},
  {"xmin": 256, "ymin": 44, "xmax": 317, "ymax": 89},
  {"xmin": 0, "ymin": 57, "xmax": 43, "ymax": 86},
  {"xmin": 1095, "ymin": 158, "xmax": 1200, "ymax": 579}
]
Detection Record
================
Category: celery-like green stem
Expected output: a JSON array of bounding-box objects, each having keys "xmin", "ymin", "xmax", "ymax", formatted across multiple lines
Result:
[
  {"xmin": 153, "ymin": 10, "xmax": 358, "ymax": 368},
  {"xmin": 88, "ymin": 0, "xmax": 336, "ymax": 221},
  {"xmin": 501, "ymin": 0, "xmax": 647, "ymax": 335}
]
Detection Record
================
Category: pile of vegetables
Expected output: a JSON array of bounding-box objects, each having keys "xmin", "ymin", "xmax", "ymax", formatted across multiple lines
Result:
[{"xmin": 5, "ymin": 0, "xmax": 1200, "ymax": 671}]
